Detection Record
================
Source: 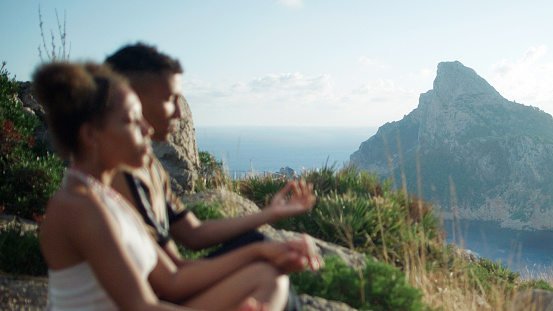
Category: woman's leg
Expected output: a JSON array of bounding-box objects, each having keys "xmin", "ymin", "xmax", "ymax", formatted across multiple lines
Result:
[{"xmin": 182, "ymin": 262, "xmax": 289, "ymax": 311}]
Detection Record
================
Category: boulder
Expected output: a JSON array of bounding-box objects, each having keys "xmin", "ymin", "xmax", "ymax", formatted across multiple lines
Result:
[
  {"xmin": 300, "ymin": 294, "xmax": 359, "ymax": 311},
  {"xmin": 276, "ymin": 166, "xmax": 297, "ymax": 179},
  {"xmin": 152, "ymin": 95, "xmax": 199, "ymax": 195},
  {"xmin": 16, "ymin": 81, "xmax": 53, "ymax": 153},
  {"xmin": 511, "ymin": 289, "xmax": 553, "ymax": 311}
]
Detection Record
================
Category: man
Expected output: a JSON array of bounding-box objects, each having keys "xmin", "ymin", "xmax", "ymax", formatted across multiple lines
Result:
[{"xmin": 105, "ymin": 43, "xmax": 322, "ymax": 310}]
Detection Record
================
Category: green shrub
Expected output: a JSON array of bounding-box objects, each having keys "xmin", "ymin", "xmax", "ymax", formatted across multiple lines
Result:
[
  {"xmin": 519, "ymin": 279, "xmax": 553, "ymax": 291},
  {"xmin": 238, "ymin": 165, "xmax": 442, "ymax": 267},
  {"xmin": 305, "ymin": 164, "xmax": 388, "ymax": 198},
  {"xmin": 195, "ymin": 150, "xmax": 229, "ymax": 191},
  {"xmin": 468, "ymin": 258, "xmax": 520, "ymax": 301},
  {"xmin": 0, "ymin": 221, "xmax": 47, "ymax": 276},
  {"xmin": 0, "ymin": 62, "xmax": 64, "ymax": 219},
  {"xmin": 239, "ymin": 174, "xmax": 288, "ymax": 207},
  {"xmin": 186, "ymin": 201, "xmax": 225, "ymax": 221},
  {"xmin": 177, "ymin": 201, "xmax": 224, "ymax": 259},
  {"xmin": 177, "ymin": 244, "xmax": 214, "ymax": 260},
  {"xmin": 291, "ymin": 255, "xmax": 430, "ymax": 311}
]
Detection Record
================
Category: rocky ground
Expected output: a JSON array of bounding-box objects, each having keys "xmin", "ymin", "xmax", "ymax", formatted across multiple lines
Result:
[
  {"xmin": 0, "ymin": 215, "xmax": 48, "ymax": 310},
  {"xmin": 0, "ymin": 273, "xmax": 48, "ymax": 310}
]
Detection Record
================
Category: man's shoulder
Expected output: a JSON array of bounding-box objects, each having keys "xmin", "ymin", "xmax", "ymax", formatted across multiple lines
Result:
[{"xmin": 121, "ymin": 153, "xmax": 164, "ymax": 183}]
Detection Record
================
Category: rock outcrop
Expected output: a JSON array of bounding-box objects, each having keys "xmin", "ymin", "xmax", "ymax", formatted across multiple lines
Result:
[
  {"xmin": 276, "ymin": 166, "xmax": 298, "ymax": 179},
  {"xmin": 351, "ymin": 61, "xmax": 553, "ymax": 230},
  {"xmin": 153, "ymin": 95, "xmax": 199, "ymax": 195},
  {"xmin": 17, "ymin": 81, "xmax": 53, "ymax": 153},
  {"xmin": 511, "ymin": 289, "xmax": 553, "ymax": 311}
]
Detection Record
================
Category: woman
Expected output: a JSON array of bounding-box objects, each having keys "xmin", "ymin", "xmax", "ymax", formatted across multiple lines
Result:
[{"xmin": 35, "ymin": 62, "xmax": 317, "ymax": 311}]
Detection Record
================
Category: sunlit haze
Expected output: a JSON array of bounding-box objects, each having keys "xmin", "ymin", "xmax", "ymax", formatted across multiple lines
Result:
[{"xmin": 2, "ymin": 0, "xmax": 553, "ymax": 127}]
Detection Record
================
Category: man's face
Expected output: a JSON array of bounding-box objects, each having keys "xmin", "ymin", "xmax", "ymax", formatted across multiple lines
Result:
[{"xmin": 131, "ymin": 71, "xmax": 182, "ymax": 141}]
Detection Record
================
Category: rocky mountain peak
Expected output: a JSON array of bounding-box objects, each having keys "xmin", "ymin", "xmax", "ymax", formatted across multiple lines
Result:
[
  {"xmin": 350, "ymin": 61, "xmax": 553, "ymax": 230},
  {"xmin": 432, "ymin": 61, "xmax": 502, "ymax": 104}
]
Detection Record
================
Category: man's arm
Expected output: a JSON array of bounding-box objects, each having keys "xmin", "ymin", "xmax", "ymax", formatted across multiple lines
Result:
[{"xmin": 170, "ymin": 180, "xmax": 315, "ymax": 250}]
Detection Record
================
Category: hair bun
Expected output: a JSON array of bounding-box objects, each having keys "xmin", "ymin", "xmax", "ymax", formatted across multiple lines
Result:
[{"xmin": 32, "ymin": 62, "xmax": 97, "ymax": 113}]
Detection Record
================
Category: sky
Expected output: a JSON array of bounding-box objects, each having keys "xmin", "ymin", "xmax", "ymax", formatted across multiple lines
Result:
[{"xmin": 2, "ymin": 0, "xmax": 553, "ymax": 127}]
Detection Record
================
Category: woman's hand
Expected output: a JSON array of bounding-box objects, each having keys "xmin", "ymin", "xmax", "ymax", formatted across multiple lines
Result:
[{"xmin": 267, "ymin": 180, "xmax": 316, "ymax": 221}]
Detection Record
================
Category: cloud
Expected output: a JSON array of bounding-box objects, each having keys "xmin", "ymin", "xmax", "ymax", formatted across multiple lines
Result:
[
  {"xmin": 487, "ymin": 45, "xmax": 553, "ymax": 114},
  {"xmin": 277, "ymin": 0, "xmax": 304, "ymax": 9},
  {"xmin": 521, "ymin": 45, "xmax": 548, "ymax": 64},
  {"xmin": 184, "ymin": 72, "xmax": 420, "ymax": 126},
  {"xmin": 358, "ymin": 56, "xmax": 388, "ymax": 69},
  {"xmin": 248, "ymin": 72, "xmax": 332, "ymax": 93}
]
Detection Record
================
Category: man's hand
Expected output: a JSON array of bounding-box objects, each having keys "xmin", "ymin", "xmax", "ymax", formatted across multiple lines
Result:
[
  {"xmin": 267, "ymin": 180, "xmax": 316, "ymax": 221},
  {"xmin": 283, "ymin": 234, "xmax": 324, "ymax": 272},
  {"xmin": 260, "ymin": 235, "xmax": 324, "ymax": 274}
]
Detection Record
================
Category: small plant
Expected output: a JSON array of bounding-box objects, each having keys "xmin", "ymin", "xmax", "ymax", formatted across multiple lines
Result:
[
  {"xmin": 466, "ymin": 258, "xmax": 521, "ymax": 305},
  {"xmin": 37, "ymin": 5, "xmax": 71, "ymax": 62},
  {"xmin": 195, "ymin": 150, "xmax": 229, "ymax": 191},
  {"xmin": 177, "ymin": 244, "xmax": 215, "ymax": 260},
  {"xmin": 0, "ymin": 221, "xmax": 47, "ymax": 276},
  {"xmin": 239, "ymin": 174, "xmax": 289, "ymax": 207},
  {"xmin": 519, "ymin": 279, "xmax": 553, "ymax": 291},
  {"xmin": 186, "ymin": 201, "xmax": 225, "ymax": 221},
  {"xmin": 291, "ymin": 255, "xmax": 430, "ymax": 311}
]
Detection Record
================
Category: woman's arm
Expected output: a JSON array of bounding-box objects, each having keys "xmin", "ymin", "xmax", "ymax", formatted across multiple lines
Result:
[
  {"xmin": 64, "ymin": 196, "xmax": 186, "ymax": 311},
  {"xmin": 148, "ymin": 239, "xmax": 309, "ymax": 303}
]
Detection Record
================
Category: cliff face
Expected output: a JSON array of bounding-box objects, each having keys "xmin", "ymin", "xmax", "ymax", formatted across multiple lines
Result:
[{"xmin": 350, "ymin": 61, "xmax": 553, "ymax": 230}]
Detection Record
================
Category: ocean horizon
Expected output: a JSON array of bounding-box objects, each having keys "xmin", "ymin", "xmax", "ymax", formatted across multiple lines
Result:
[{"xmin": 195, "ymin": 126, "xmax": 379, "ymax": 176}]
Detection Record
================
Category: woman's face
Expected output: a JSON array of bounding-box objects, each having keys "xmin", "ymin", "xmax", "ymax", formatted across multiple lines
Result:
[{"xmin": 96, "ymin": 85, "xmax": 152, "ymax": 169}]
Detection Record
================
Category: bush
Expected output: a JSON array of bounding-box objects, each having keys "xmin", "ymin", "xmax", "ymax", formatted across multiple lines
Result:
[
  {"xmin": 291, "ymin": 255, "xmax": 430, "ymax": 311},
  {"xmin": 195, "ymin": 150, "xmax": 229, "ymax": 191},
  {"xmin": 0, "ymin": 221, "xmax": 47, "ymax": 276},
  {"xmin": 467, "ymin": 258, "xmax": 520, "ymax": 301},
  {"xmin": 238, "ymin": 165, "xmax": 442, "ymax": 266},
  {"xmin": 238, "ymin": 174, "xmax": 289, "ymax": 207},
  {"xmin": 186, "ymin": 201, "xmax": 225, "ymax": 221},
  {"xmin": 0, "ymin": 62, "xmax": 64, "ymax": 219},
  {"xmin": 520, "ymin": 279, "xmax": 553, "ymax": 291},
  {"xmin": 177, "ymin": 201, "xmax": 224, "ymax": 259}
]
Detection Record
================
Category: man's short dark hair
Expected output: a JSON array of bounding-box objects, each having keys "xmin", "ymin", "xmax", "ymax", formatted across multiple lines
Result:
[{"xmin": 105, "ymin": 42, "xmax": 183, "ymax": 75}]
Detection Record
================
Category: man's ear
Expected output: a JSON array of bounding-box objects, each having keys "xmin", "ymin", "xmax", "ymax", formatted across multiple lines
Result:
[{"xmin": 78, "ymin": 122, "xmax": 98, "ymax": 151}]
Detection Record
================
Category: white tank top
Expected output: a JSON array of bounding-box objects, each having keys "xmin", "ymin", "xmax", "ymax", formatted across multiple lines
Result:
[{"xmin": 46, "ymin": 168, "xmax": 157, "ymax": 311}]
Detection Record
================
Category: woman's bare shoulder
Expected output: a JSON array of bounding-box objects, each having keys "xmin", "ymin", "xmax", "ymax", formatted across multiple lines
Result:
[{"xmin": 44, "ymin": 186, "xmax": 113, "ymax": 234}]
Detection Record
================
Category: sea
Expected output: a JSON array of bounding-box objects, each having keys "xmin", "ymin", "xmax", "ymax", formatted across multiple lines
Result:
[
  {"xmin": 195, "ymin": 126, "xmax": 378, "ymax": 176},
  {"xmin": 195, "ymin": 126, "xmax": 553, "ymax": 279},
  {"xmin": 443, "ymin": 219, "xmax": 553, "ymax": 279}
]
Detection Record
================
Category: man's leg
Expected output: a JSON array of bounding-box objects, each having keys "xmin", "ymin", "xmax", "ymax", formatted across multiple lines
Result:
[{"xmin": 206, "ymin": 230, "xmax": 303, "ymax": 311}]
